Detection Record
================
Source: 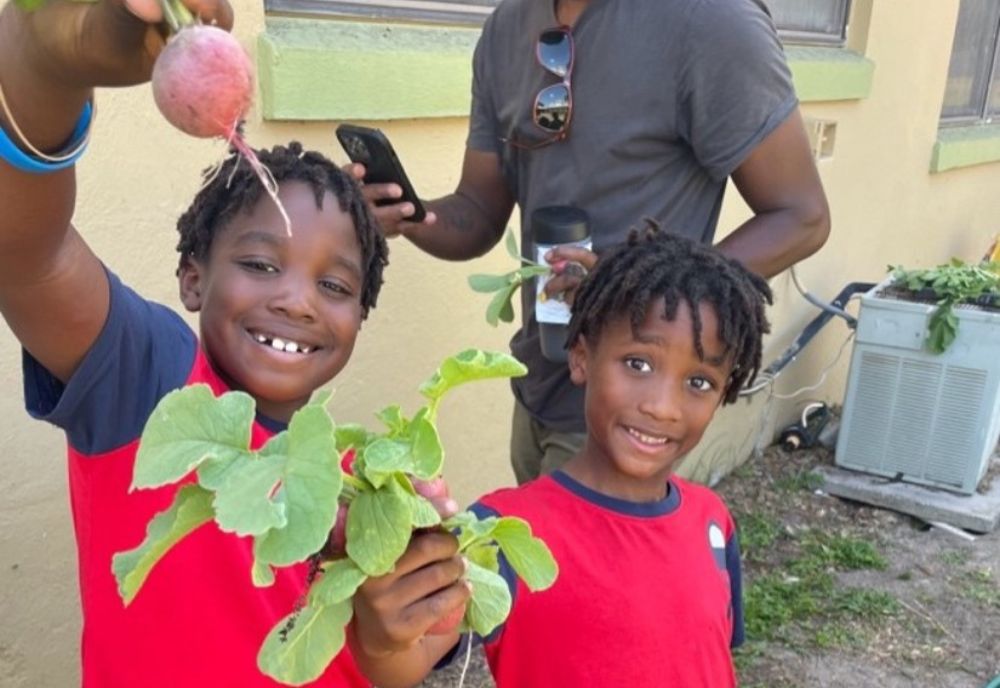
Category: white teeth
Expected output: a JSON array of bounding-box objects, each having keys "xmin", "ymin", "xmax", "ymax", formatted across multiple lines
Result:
[
  {"xmin": 628, "ymin": 427, "xmax": 668, "ymax": 445},
  {"xmin": 253, "ymin": 332, "xmax": 312, "ymax": 355}
]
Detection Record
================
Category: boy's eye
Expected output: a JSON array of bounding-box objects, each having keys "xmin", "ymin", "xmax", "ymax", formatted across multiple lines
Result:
[
  {"xmin": 625, "ymin": 357, "xmax": 652, "ymax": 373},
  {"xmin": 688, "ymin": 376, "xmax": 715, "ymax": 393},
  {"xmin": 240, "ymin": 259, "xmax": 278, "ymax": 273},
  {"xmin": 320, "ymin": 279, "xmax": 353, "ymax": 297}
]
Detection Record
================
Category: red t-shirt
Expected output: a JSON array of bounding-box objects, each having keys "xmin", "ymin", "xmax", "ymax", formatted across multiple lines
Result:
[{"xmin": 24, "ymin": 273, "xmax": 367, "ymax": 687}]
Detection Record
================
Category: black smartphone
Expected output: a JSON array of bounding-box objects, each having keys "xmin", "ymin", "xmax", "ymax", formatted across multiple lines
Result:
[{"xmin": 336, "ymin": 124, "xmax": 427, "ymax": 222}]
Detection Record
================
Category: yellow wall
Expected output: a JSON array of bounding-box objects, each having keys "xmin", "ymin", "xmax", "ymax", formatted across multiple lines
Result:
[{"xmin": 2, "ymin": 0, "xmax": 999, "ymax": 684}]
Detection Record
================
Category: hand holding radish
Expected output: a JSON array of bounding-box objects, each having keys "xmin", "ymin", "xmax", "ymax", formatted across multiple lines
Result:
[
  {"xmin": 7, "ymin": 0, "xmax": 234, "ymax": 90},
  {"xmin": 351, "ymin": 531, "xmax": 470, "ymax": 657}
]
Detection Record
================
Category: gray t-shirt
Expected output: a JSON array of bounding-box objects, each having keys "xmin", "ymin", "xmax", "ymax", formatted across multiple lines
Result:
[{"xmin": 468, "ymin": 0, "xmax": 797, "ymax": 432}]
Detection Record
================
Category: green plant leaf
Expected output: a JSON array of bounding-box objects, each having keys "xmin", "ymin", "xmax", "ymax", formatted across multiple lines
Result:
[
  {"xmin": 112, "ymin": 484, "xmax": 214, "ymax": 604},
  {"xmin": 257, "ymin": 600, "xmax": 353, "ymax": 686},
  {"xmin": 468, "ymin": 273, "xmax": 514, "ymax": 293},
  {"xmin": 334, "ymin": 424, "xmax": 375, "ymax": 454},
  {"xmin": 377, "ymin": 404, "xmax": 409, "ymax": 436},
  {"xmin": 346, "ymin": 487, "xmax": 411, "ymax": 576},
  {"xmin": 309, "ymin": 558, "xmax": 367, "ymax": 606},
  {"xmin": 408, "ymin": 413, "xmax": 443, "ymax": 479},
  {"xmin": 361, "ymin": 438, "xmax": 411, "ymax": 488},
  {"xmin": 418, "ymin": 349, "xmax": 528, "ymax": 402},
  {"xmin": 463, "ymin": 560, "xmax": 512, "ymax": 637},
  {"xmin": 252, "ymin": 559, "xmax": 275, "ymax": 588},
  {"xmin": 133, "ymin": 385, "xmax": 255, "ymax": 489},
  {"xmin": 465, "ymin": 541, "xmax": 500, "ymax": 572},
  {"xmin": 253, "ymin": 405, "xmax": 343, "ymax": 567},
  {"xmin": 211, "ymin": 449, "xmax": 287, "ymax": 536},
  {"xmin": 491, "ymin": 517, "xmax": 558, "ymax": 591},
  {"xmin": 504, "ymin": 227, "xmax": 522, "ymax": 262},
  {"xmin": 14, "ymin": 0, "xmax": 47, "ymax": 9},
  {"xmin": 486, "ymin": 284, "xmax": 518, "ymax": 326}
]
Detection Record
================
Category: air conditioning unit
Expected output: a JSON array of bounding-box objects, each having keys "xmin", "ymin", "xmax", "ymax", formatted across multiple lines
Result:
[{"xmin": 835, "ymin": 280, "xmax": 1000, "ymax": 494}]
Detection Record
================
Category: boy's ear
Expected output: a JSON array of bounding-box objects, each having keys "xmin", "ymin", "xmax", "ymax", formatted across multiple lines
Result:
[
  {"xmin": 568, "ymin": 335, "xmax": 589, "ymax": 386},
  {"xmin": 177, "ymin": 256, "xmax": 204, "ymax": 312}
]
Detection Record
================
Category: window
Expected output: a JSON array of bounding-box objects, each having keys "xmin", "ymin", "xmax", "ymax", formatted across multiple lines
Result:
[
  {"xmin": 940, "ymin": 0, "xmax": 1000, "ymax": 124},
  {"xmin": 767, "ymin": 0, "xmax": 851, "ymax": 46},
  {"xmin": 266, "ymin": 0, "xmax": 851, "ymax": 39}
]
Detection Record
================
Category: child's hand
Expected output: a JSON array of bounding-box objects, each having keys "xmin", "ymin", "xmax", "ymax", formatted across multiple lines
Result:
[
  {"xmin": 351, "ymin": 530, "xmax": 469, "ymax": 659},
  {"xmin": 11, "ymin": 0, "xmax": 234, "ymax": 88},
  {"xmin": 544, "ymin": 245, "xmax": 598, "ymax": 307}
]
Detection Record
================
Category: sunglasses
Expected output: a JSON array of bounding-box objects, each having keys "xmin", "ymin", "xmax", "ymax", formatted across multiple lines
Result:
[{"xmin": 504, "ymin": 26, "xmax": 574, "ymax": 150}]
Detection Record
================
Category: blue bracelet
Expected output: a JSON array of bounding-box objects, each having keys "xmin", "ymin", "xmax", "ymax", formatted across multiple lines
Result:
[{"xmin": 0, "ymin": 101, "xmax": 92, "ymax": 175}]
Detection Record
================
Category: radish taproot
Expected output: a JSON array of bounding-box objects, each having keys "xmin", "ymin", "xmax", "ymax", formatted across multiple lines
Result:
[{"xmin": 150, "ymin": 6, "xmax": 291, "ymax": 234}]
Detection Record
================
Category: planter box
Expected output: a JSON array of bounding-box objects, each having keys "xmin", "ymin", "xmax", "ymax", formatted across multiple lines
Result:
[{"xmin": 835, "ymin": 280, "xmax": 1000, "ymax": 494}]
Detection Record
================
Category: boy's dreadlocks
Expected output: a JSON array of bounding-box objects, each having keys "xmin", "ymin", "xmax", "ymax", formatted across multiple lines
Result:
[
  {"xmin": 566, "ymin": 220, "xmax": 772, "ymax": 404},
  {"xmin": 175, "ymin": 142, "xmax": 388, "ymax": 317}
]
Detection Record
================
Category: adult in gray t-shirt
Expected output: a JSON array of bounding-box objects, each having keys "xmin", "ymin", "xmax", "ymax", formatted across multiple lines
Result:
[{"xmin": 365, "ymin": 0, "xmax": 830, "ymax": 484}]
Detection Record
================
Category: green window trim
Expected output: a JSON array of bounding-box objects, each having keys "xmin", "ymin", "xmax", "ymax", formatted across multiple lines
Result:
[
  {"xmin": 257, "ymin": 19, "xmax": 875, "ymax": 122},
  {"xmin": 931, "ymin": 124, "xmax": 1000, "ymax": 174}
]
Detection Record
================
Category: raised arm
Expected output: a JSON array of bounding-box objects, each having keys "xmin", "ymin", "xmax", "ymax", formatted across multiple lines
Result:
[
  {"xmin": 0, "ymin": 0, "xmax": 231, "ymax": 382},
  {"xmin": 714, "ymin": 109, "xmax": 831, "ymax": 278}
]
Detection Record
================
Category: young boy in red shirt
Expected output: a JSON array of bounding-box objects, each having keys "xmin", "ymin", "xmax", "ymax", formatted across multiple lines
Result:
[
  {"xmin": 0, "ymin": 0, "xmax": 399, "ymax": 684},
  {"xmin": 350, "ymin": 226, "xmax": 772, "ymax": 687}
]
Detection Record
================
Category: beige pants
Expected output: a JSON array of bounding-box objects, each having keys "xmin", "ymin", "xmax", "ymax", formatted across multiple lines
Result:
[{"xmin": 509, "ymin": 401, "xmax": 586, "ymax": 485}]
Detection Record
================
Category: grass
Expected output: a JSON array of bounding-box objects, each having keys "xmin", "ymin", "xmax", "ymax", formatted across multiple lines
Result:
[
  {"xmin": 737, "ymin": 528, "xmax": 898, "ymax": 662},
  {"xmin": 961, "ymin": 568, "xmax": 1000, "ymax": 608}
]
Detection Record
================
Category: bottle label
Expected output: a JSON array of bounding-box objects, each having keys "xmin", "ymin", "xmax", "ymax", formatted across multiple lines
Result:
[{"xmin": 535, "ymin": 239, "xmax": 592, "ymax": 324}]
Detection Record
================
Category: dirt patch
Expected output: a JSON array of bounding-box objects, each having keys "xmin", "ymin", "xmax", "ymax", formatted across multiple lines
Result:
[{"xmin": 422, "ymin": 446, "xmax": 1000, "ymax": 688}]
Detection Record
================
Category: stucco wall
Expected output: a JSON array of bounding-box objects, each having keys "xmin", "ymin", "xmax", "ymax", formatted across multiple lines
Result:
[{"xmin": 2, "ymin": 0, "xmax": 999, "ymax": 685}]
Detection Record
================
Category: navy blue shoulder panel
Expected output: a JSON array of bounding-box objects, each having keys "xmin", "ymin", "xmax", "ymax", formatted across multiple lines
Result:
[
  {"xmin": 727, "ymin": 531, "xmax": 745, "ymax": 648},
  {"xmin": 23, "ymin": 270, "xmax": 198, "ymax": 455}
]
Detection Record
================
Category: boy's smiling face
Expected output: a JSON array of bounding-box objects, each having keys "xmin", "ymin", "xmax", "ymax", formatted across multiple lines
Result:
[
  {"xmin": 179, "ymin": 181, "xmax": 365, "ymax": 423},
  {"xmin": 567, "ymin": 298, "xmax": 732, "ymax": 502}
]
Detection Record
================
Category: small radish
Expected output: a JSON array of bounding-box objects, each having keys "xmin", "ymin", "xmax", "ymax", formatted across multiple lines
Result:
[
  {"xmin": 427, "ymin": 601, "xmax": 466, "ymax": 635},
  {"xmin": 150, "ymin": 2, "xmax": 291, "ymax": 233},
  {"xmin": 151, "ymin": 25, "xmax": 253, "ymax": 140}
]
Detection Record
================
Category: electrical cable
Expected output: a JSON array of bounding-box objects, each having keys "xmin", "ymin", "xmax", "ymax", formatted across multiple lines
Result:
[
  {"xmin": 791, "ymin": 265, "xmax": 856, "ymax": 325},
  {"xmin": 770, "ymin": 331, "xmax": 856, "ymax": 400}
]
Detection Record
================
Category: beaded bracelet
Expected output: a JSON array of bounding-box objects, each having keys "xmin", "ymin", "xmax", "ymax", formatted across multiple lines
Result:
[{"xmin": 0, "ymin": 80, "xmax": 93, "ymax": 174}]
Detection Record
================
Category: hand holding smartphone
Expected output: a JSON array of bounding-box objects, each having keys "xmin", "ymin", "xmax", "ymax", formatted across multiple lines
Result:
[{"xmin": 336, "ymin": 124, "xmax": 427, "ymax": 222}]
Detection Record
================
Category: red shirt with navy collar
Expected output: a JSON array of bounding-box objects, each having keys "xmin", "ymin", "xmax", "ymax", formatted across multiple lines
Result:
[{"xmin": 23, "ymin": 272, "xmax": 367, "ymax": 688}]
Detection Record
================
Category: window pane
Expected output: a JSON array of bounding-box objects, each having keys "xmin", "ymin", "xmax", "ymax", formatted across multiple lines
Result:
[
  {"xmin": 264, "ymin": 0, "xmax": 496, "ymax": 25},
  {"xmin": 941, "ymin": 0, "xmax": 1000, "ymax": 121},
  {"xmin": 989, "ymin": 26, "xmax": 1000, "ymax": 117},
  {"xmin": 767, "ymin": 0, "xmax": 850, "ymax": 43}
]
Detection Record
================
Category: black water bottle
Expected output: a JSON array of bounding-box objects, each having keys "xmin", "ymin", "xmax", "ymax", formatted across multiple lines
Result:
[{"xmin": 532, "ymin": 206, "xmax": 591, "ymax": 362}]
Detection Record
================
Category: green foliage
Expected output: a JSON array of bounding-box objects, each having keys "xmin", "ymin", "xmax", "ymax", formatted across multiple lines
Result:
[
  {"xmin": 468, "ymin": 228, "xmax": 551, "ymax": 326},
  {"xmin": 889, "ymin": 259, "xmax": 1000, "ymax": 354},
  {"xmin": 111, "ymin": 349, "xmax": 559, "ymax": 686}
]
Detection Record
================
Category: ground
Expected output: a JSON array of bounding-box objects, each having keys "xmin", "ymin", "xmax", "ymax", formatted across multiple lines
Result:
[{"xmin": 421, "ymin": 445, "xmax": 1000, "ymax": 688}]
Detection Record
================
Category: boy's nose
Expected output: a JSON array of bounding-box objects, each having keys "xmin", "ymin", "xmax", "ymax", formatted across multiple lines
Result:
[
  {"xmin": 638, "ymin": 382, "xmax": 683, "ymax": 423},
  {"xmin": 268, "ymin": 277, "xmax": 318, "ymax": 321}
]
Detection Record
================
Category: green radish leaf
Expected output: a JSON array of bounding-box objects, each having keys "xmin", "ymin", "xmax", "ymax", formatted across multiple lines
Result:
[
  {"xmin": 252, "ymin": 559, "xmax": 275, "ymax": 588},
  {"xmin": 309, "ymin": 558, "xmax": 367, "ymax": 606},
  {"xmin": 469, "ymin": 273, "xmax": 515, "ymax": 293},
  {"xmin": 334, "ymin": 424, "xmax": 376, "ymax": 454},
  {"xmin": 465, "ymin": 541, "xmax": 500, "ymax": 573},
  {"xmin": 377, "ymin": 405, "xmax": 409, "ymax": 436},
  {"xmin": 515, "ymin": 265, "xmax": 551, "ymax": 281},
  {"xmin": 408, "ymin": 494, "xmax": 442, "ymax": 528},
  {"xmin": 211, "ymin": 449, "xmax": 287, "ymax": 536},
  {"xmin": 346, "ymin": 487, "xmax": 411, "ymax": 576},
  {"xmin": 112, "ymin": 484, "xmax": 214, "ymax": 604},
  {"xmin": 133, "ymin": 385, "xmax": 255, "ymax": 489},
  {"xmin": 408, "ymin": 413, "xmax": 443, "ymax": 479},
  {"xmin": 362, "ymin": 438, "xmax": 411, "ymax": 488},
  {"xmin": 453, "ymin": 513, "xmax": 500, "ymax": 550},
  {"xmin": 13, "ymin": 0, "xmax": 46, "ymax": 9},
  {"xmin": 419, "ymin": 349, "xmax": 528, "ymax": 402},
  {"xmin": 463, "ymin": 560, "xmax": 512, "ymax": 637},
  {"xmin": 491, "ymin": 517, "xmax": 558, "ymax": 591},
  {"xmin": 257, "ymin": 600, "xmax": 353, "ymax": 686},
  {"xmin": 253, "ymin": 405, "xmax": 342, "ymax": 567}
]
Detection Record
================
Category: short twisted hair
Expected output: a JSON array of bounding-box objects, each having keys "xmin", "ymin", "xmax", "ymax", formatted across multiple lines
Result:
[
  {"xmin": 566, "ymin": 221, "xmax": 772, "ymax": 404},
  {"xmin": 176, "ymin": 142, "xmax": 388, "ymax": 317}
]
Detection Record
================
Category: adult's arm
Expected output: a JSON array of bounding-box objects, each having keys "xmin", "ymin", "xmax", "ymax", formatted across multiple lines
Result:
[{"xmin": 715, "ymin": 108, "xmax": 830, "ymax": 278}]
